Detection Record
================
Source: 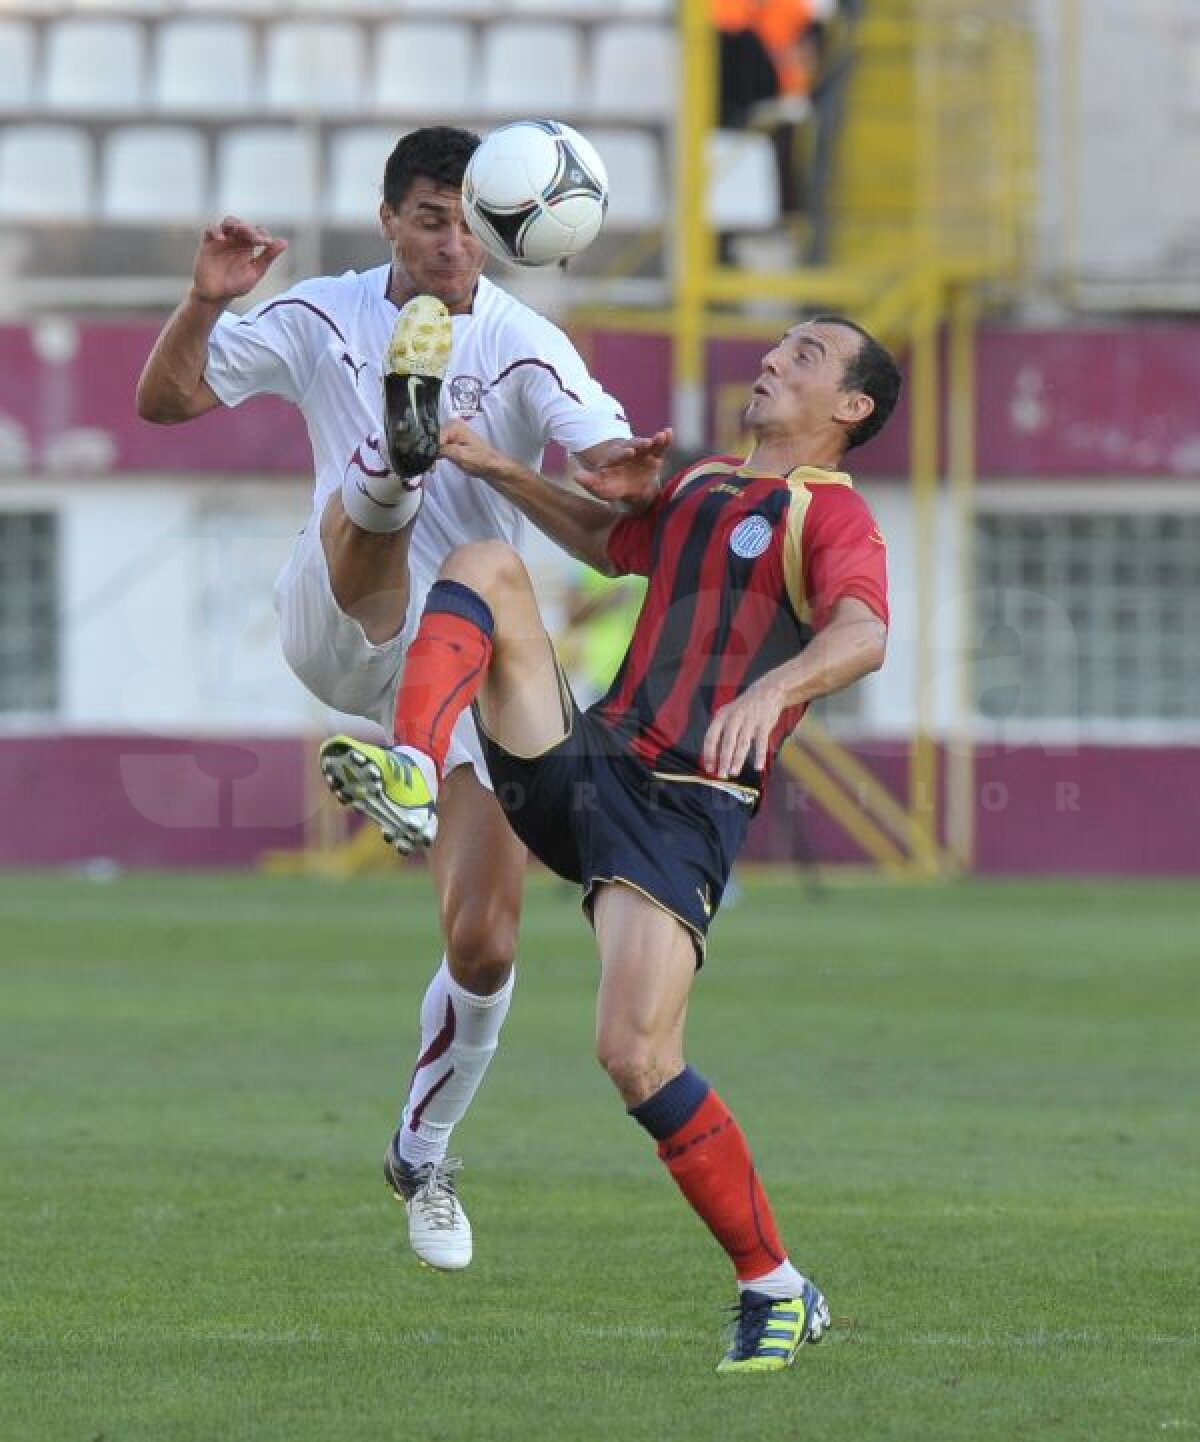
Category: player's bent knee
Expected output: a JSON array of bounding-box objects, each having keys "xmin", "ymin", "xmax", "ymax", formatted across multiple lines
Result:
[
  {"xmin": 442, "ymin": 540, "xmax": 526, "ymax": 593},
  {"xmin": 443, "ymin": 903, "xmax": 518, "ymax": 993},
  {"xmin": 594, "ymin": 1039, "xmax": 665, "ymax": 1106}
]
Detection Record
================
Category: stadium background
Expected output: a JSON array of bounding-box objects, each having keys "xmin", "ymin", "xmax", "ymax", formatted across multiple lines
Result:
[{"xmin": 0, "ymin": 0, "xmax": 1197, "ymax": 879}]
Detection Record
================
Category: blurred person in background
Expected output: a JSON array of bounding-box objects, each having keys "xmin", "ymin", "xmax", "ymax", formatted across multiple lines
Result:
[
  {"xmin": 559, "ymin": 565, "xmax": 647, "ymax": 708},
  {"xmin": 135, "ymin": 125, "xmax": 636, "ymax": 1274},
  {"xmin": 714, "ymin": 0, "xmax": 838, "ymax": 222}
]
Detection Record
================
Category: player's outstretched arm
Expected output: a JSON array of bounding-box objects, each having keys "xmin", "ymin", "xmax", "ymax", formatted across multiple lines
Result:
[
  {"xmin": 136, "ymin": 217, "xmax": 287, "ymax": 424},
  {"xmin": 440, "ymin": 420, "xmax": 626, "ymax": 573},
  {"xmin": 574, "ymin": 430, "xmax": 673, "ymax": 512},
  {"xmin": 702, "ymin": 597, "xmax": 888, "ymax": 777}
]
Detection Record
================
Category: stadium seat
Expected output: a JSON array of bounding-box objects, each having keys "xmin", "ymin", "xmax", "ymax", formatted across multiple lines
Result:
[
  {"xmin": 0, "ymin": 21, "xmax": 35, "ymax": 111},
  {"xmin": 102, "ymin": 124, "xmax": 208, "ymax": 223},
  {"xmin": 44, "ymin": 18, "xmax": 147, "ymax": 113},
  {"xmin": 707, "ymin": 129, "xmax": 780, "ymax": 229},
  {"xmin": 179, "ymin": 0, "xmax": 283, "ymax": 10},
  {"xmin": 587, "ymin": 127, "xmax": 663, "ymax": 229},
  {"xmin": 0, "ymin": 124, "xmax": 92, "ymax": 220},
  {"xmin": 286, "ymin": 0, "xmax": 391, "ymax": 9},
  {"xmin": 71, "ymin": 0, "xmax": 168, "ymax": 12},
  {"xmin": 264, "ymin": 21, "xmax": 367, "ymax": 116},
  {"xmin": 508, "ymin": 0, "xmax": 610, "ymax": 14},
  {"xmin": 480, "ymin": 23, "xmax": 583, "ymax": 117},
  {"xmin": 373, "ymin": 22, "xmax": 475, "ymax": 117},
  {"xmin": 152, "ymin": 19, "xmax": 256, "ymax": 114},
  {"xmin": 215, "ymin": 126, "xmax": 319, "ymax": 224},
  {"xmin": 327, "ymin": 125, "xmax": 402, "ymax": 225},
  {"xmin": 590, "ymin": 21, "xmax": 676, "ymax": 120}
]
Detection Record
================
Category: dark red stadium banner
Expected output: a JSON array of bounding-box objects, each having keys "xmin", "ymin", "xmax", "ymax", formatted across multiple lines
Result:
[
  {"xmin": 3, "ymin": 321, "xmax": 1200, "ymax": 479},
  {"xmin": 1, "ymin": 734, "xmax": 1196, "ymax": 876}
]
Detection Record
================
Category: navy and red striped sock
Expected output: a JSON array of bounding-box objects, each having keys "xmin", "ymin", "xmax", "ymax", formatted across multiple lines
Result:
[
  {"xmin": 630, "ymin": 1067, "xmax": 787, "ymax": 1281},
  {"xmin": 393, "ymin": 578, "xmax": 494, "ymax": 774}
]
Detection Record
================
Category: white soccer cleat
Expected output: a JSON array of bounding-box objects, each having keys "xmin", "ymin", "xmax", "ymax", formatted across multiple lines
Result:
[
  {"xmin": 382, "ymin": 294, "xmax": 451, "ymax": 478},
  {"xmin": 385, "ymin": 293, "xmax": 452, "ymax": 381},
  {"xmin": 383, "ymin": 1147, "xmax": 473, "ymax": 1271}
]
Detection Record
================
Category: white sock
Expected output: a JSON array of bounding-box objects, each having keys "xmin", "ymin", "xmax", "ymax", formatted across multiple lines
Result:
[
  {"xmin": 739, "ymin": 1259, "xmax": 809, "ymax": 1300},
  {"xmin": 396, "ymin": 957, "xmax": 515, "ymax": 1168},
  {"xmin": 340, "ymin": 433, "xmax": 423, "ymax": 534}
]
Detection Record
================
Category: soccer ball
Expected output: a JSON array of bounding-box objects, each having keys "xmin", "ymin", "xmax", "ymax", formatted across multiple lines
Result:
[{"xmin": 462, "ymin": 120, "xmax": 609, "ymax": 268}]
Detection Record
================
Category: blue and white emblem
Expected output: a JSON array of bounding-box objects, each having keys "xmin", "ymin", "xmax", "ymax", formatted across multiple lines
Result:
[{"xmin": 729, "ymin": 515, "xmax": 772, "ymax": 559}]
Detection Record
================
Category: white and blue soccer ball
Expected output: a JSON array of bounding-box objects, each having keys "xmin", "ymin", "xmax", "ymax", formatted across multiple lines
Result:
[{"xmin": 462, "ymin": 120, "xmax": 609, "ymax": 268}]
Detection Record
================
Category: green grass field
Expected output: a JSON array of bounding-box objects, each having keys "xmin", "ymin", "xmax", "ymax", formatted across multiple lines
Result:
[{"xmin": 2, "ymin": 870, "xmax": 1197, "ymax": 1441}]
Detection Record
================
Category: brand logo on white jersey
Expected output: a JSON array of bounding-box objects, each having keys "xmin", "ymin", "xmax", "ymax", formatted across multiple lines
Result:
[
  {"xmin": 729, "ymin": 515, "xmax": 772, "ymax": 559},
  {"xmin": 448, "ymin": 375, "xmax": 484, "ymax": 418}
]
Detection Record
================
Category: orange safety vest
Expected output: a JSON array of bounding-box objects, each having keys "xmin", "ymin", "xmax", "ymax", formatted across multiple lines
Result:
[{"xmin": 711, "ymin": 0, "xmax": 817, "ymax": 96}]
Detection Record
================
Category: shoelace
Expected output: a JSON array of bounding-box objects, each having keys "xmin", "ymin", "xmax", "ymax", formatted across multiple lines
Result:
[
  {"xmin": 725, "ymin": 1294, "xmax": 782, "ymax": 1358},
  {"xmin": 409, "ymin": 1157, "xmax": 464, "ymax": 1230}
]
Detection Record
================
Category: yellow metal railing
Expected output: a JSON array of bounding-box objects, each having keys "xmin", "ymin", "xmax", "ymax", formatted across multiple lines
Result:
[{"xmin": 828, "ymin": 1, "xmax": 1033, "ymax": 275}]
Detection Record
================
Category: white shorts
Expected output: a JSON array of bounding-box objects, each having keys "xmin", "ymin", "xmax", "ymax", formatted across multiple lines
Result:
[{"xmin": 272, "ymin": 521, "xmax": 490, "ymax": 786}]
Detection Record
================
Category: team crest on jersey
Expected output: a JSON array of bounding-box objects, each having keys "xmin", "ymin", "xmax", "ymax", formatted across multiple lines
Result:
[
  {"xmin": 448, "ymin": 374, "xmax": 484, "ymax": 417},
  {"xmin": 729, "ymin": 515, "xmax": 773, "ymax": 559}
]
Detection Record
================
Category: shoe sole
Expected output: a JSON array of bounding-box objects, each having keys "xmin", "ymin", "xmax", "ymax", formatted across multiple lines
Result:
[
  {"xmin": 385, "ymin": 295, "xmax": 452, "ymax": 381},
  {"xmin": 382, "ymin": 295, "xmax": 452, "ymax": 478},
  {"xmin": 319, "ymin": 742, "xmax": 437, "ymax": 854}
]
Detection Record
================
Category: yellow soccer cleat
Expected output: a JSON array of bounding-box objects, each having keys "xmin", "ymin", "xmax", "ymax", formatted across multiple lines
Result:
[
  {"xmin": 319, "ymin": 736, "xmax": 438, "ymax": 854},
  {"xmin": 716, "ymin": 1282, "xmax": 831, "ymax": 1375}
]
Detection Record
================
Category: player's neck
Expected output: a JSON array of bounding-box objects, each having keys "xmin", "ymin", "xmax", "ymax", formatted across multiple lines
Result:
[
  {"xmin": 386, "ymin": 265, "xmax": 478, "ymax": 316},
  {"xmin": 745, "ymin": 433, "xmax": 846, "ymax": 476}
]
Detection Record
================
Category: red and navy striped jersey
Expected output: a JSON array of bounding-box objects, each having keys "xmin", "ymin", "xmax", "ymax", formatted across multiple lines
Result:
[{"xmin": 594, "ymin": 455, "xmax": 888, "ymax": 797}]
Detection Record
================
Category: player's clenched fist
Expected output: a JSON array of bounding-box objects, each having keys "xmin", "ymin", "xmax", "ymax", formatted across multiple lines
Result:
[
  {"xmin": 439, "ymin": 420, "xmax": 503, "ymax": 479},
  {"xmin": 190, "ymin": 217, "xmax": 288, "ymax": 307}
]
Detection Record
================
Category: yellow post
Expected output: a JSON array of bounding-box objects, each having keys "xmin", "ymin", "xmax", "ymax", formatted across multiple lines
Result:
[
  {"xmin": 908, "ymin": 270, "xmax": 939, "ymax": 861},
  {"xmin": 1060, "ymin": 0, "xmax": 1081, "ymax": 306},
  {"xmin": 946, "ymin": 284, "xmax": 976, "ymax": 871},
  {"xmin": 673, "ymin": 0, "xmax": 717, "ymax": 447}
]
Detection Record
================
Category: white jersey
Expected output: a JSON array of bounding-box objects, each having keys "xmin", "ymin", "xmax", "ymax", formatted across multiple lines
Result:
[{"xmin": 204, "ymin": 265, "xmax": 630, "ymax": 579}]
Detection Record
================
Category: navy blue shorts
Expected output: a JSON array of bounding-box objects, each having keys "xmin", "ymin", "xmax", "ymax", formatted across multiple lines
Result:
[{"xmin": 475, "ymin": 695, "xmax": 751, "ymax": 963}]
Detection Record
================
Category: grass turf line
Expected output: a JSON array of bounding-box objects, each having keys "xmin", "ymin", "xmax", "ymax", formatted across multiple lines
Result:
[{"xmin": 1, "ymin": 872, "xmax": 1198, "ymax": 1441}]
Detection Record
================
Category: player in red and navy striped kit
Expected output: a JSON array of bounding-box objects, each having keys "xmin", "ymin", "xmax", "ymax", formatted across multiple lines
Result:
[
  {"xmin": 598, "ymin": 445, "xmax": 889, "ymax": 798},
  {"xmin": 320, "ymin": 316, "xmax": 901, "ymax": 1372}
]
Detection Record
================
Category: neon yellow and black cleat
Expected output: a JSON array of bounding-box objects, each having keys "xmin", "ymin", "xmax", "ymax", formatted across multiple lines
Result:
[
  {"xmin": 716, "ymin": 1282, "xmax": 831, "ymax": 1375},
  {"xmin": 319, "ymin": 736, "xmax": 438, "ymax": 854},
  {"xmin": 382, "ymin": 294, "xmax": 452, "ymax": 477}
]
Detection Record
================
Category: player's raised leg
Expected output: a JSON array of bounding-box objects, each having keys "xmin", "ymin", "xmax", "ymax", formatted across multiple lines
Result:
[
  {"xmin": 319, "ymin": 294, "xmax": 451, "ymax": 645},
  {"xmin": 320, "ymin": 538, "xmax": 568, "ymax": 848},
  {"xmin": 590, "ymin": 884, "xmax": 830, "ymax": 1374}
]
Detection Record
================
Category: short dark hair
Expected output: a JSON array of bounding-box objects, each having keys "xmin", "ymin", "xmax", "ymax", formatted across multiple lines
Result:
[
  {"xmin": 382, "ymin": 126, "xmax": 481, "ymax": 210},
  {"xmin": 812, "ymin": 315, "xmax": 902, "ymax": 451}
]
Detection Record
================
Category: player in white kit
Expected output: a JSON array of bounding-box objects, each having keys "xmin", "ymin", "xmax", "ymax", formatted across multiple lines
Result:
[{"xmin": 136, "ymin": 126, "xmax": 633, "ymax": 1270}]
